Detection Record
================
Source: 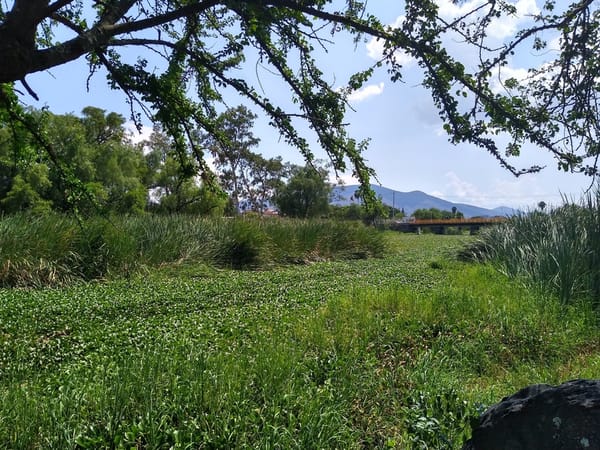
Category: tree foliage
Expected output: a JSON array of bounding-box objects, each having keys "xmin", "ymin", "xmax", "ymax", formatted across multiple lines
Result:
[
  {"xmin": 0, "ymin": 107, "xmax": 231, "ymax": 216},
  {"xmin": 274, "ymin": 164, "xmax": 331, "ymax": 218},
  {"xmin": 0, "ymin": 104, "xmax": 294, "ymax": 217},
  {"xmin": 413, "ymin": 207, "xmax": 464, "ymax": 220},
  {"xmin": 202, "ymin": 106, "xmax": 285, "ymax": 214},
  {"xmin": 144, "ymin": 125, "xmax": 227, "ymax": 215},
  {"xmin": 0, "ymin": 106, "xmax": 149, "ymax": 214},
  {"xmin": 1, "ymin": 0, "xmax": 599, "ymax": 201}
]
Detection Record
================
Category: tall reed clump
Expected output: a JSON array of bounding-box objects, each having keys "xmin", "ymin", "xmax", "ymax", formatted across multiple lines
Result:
[
  {"xmin": 0, "ymin": 213, "xmax": 142, "ymax": 286},
  {"xmin": 463, "ymin": 188, "xmax": 600, "ymax": 306},
  {"xmin": 0, "ymin": 214, "xmax": 385, "ymax": 286},
  {"xmin": 0, "ymin": 213, "xmax": 81, "ymax": 286},
  {"xmin": 260, "ymin": 219, "xmax": 386, "ymax": 264},
  {"xmin": 122, "ymin": 214, "xmax": 220, "ymax": 265}
]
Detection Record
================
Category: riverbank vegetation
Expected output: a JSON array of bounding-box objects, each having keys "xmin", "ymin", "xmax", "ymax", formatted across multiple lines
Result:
[
  {"xmin": 0, "ymin": 214, "xmax": 385, "ymax": 287},
  {"xmin": 1, "ymin": 230, "xmax": 597, "ymax": 448},
  {"xmin": 463, "ymin": 188, "xmax": 600, "ymax": 308}
]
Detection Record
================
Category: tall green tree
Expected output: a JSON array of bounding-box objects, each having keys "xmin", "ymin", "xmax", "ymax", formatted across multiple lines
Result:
[
  {"xmin": 83, "ymin": 107, "xmax": 147, "ymax": 214},
  {"xmin": 274, "ymin": 165, "xmax": 331, "ymax": 218},
  {"xmin": 0, "ymin": 172, "xmax": 52, "ymax": 214},
  {"xmin": 144, "ymin": 126, "xmax": 227, "ymax": 215},
  {"xmin": 203, "ymin": 106, "xmax": 285, "ymax": 213},
  {"xmin": 0, "ymin": 114, "xmax": 52, "ymax": 213},
  {"xmin": 203, "ymin": 106, "xmax": 260, "ymax": 213},
  {"xmin": 1, "ymin": 1, "xmax": 599, "ymax": 194},
  {"xmin": 0, "ymin": 107, "xmax": 148, "ymax": 215},
  {"xmin": 241, "ymin": 154, "xmax": 285, "ymax": 214},
  {"xmin": 81, "ymin": 106, "xmax": 127, "ymax": 145},
  {"xmin": 45, "ymin": 107, "xmax": 147, "ymax": 214}
]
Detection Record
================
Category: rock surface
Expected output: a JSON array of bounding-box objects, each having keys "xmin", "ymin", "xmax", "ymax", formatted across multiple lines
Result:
[{"xmin": 463, "ymin": 379, "xmax": 600, "ymax": 450}]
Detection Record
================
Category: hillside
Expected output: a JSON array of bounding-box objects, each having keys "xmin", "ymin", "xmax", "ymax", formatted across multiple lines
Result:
[{"xmin": 331, "ymin": 184, "xmax": 516, "ymax": 218}]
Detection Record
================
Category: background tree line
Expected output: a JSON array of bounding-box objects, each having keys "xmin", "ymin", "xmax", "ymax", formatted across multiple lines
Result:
[
  {"xmin": 0, "ymin": 105, "xmax": 334, "ymax": 218},
  {"xmin": 412, "ymin": 207, "xmax": 464, "ymax": 220}
]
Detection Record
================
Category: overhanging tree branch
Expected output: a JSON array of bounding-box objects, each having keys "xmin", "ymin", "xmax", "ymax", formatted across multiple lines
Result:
[{"xmin": 1, "ymin": 0, "xmax": 599, "ymax": 200}]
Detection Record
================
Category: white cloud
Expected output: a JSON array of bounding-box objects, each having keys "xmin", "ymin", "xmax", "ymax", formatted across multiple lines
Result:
[
  {"xmin": 434, "ymin": 171, "xmax": 487, "ymax": 205},
  {"xmin": 126, "ymin": 122, "xmax": 154, "ymax": 144},
  {"xmin": 490, "ymin": 64, "xmax": 530, "ymax": 93},
  {"xmin": 347, "ymin": 82, "xmax": 385, "ymax": 103},
  {"xmin": 490, "ymin": 57, "xmax": 563, "ymax": 97},
  {"xmin": 364, "ymin": 1, "xmax": 541, "ymax": 83},
  {"xmin": 332, "ymin": 171, "xmax": 359, "ymax": 186},
  {"xmin": 487, "ymin": 0, "xmax": 540, "ymax": 39},
  {"xmin": 548, "ymin": 35, "xmax": 562, "ymax": 52},
  {"xmin": 436, "ymin": 0, "xmax": 486, "ymax": 20},
  {"xmin": 432, "ymin": 171, "xmax": 557, "ymax": 209},
  {"xmin": 365, "ymin": 16, "xmax": 415, "ymax": 66},
  {"xmin": 365, "ymin": 37, "xmax": 383, "ymax": 60},
  {"xmin": 436, "ymin": 0, "xmax": 539, "ymax": 40},
  {"xmin": 490, "ymin": 177, "xmax": 551, "ymax": 208},
  {"xmin": 366, "ymin": 16, "xmax": 404, "ymax": 60},
  {"xmin": 206, "ymin": 155, "xmax": 217, "ymax": 173}
]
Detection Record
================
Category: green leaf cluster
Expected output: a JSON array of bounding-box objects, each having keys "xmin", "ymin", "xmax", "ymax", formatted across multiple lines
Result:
[
  {"xmin": 0, "ymin": 106, "xmax": 147, "ymax": 215},
  {"xmin": 274, "ymin": 164, "xmax": 331, "ymax": 218}
]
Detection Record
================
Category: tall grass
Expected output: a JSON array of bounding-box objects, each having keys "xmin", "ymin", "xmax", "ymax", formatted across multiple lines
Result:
[
  {"xmin": 0, "ymin": 214, "xmax": 385, "ymax": 287},
  {"xmin": 463, "ymin": 188, "xmax": 600, "ymax": 306}
]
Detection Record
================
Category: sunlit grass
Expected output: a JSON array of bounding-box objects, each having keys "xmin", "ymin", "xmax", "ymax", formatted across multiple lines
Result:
[{"xmin": 0, "ymin": 233, "xmax": 597, "ymax": 448}]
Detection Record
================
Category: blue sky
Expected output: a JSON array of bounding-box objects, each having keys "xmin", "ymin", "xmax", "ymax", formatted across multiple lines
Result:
[{"xmin": 19, "ymin": 0, "xmax": 595, "ymax": 210}]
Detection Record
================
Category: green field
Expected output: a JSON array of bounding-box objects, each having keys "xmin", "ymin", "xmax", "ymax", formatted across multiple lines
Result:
[{"xmin": 1, "ymin": 232, "xmax": 598, "ymax": 449}]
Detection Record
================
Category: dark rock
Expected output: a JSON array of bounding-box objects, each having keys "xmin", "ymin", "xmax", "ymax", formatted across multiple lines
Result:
[{"xmin": 463, "ymin": 379, "xmax": 600, "ymax": 450}]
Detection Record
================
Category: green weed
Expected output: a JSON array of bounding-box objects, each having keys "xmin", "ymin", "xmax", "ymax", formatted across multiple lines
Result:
[{"xmin": 0, "ymin": 233, "xmax": 596, "ymax": 448}]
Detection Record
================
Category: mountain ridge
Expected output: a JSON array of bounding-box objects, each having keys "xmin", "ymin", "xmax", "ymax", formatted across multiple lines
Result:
[{"xmin": 331, "ymin": 184, "xmax": 516, "ymax": 218}]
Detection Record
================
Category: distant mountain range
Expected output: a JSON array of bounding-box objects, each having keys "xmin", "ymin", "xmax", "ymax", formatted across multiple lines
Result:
[{"xmin": 331, "ymin": 185, "xmax": 517, "ymax": 218}]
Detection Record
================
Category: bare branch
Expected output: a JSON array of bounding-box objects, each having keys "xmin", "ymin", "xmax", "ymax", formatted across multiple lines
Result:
[
  {"xmin": 45, "ymin": 0, "xmax": 77, "ymax": 16},
  {"xmin": 20, "ymin": 78, "xmax": 39, "ymax": 100}
]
